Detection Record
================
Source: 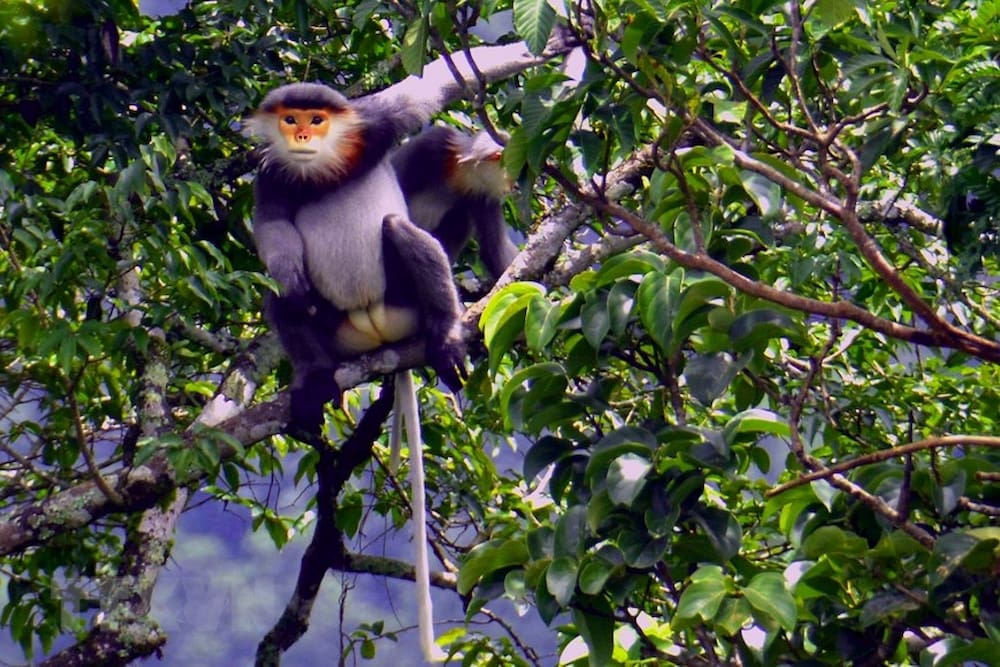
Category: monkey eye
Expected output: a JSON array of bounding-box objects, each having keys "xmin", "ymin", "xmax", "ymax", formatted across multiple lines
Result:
[
  {"xmin": 310, "ymin": 115, "xmax": 325, "ymax": 125},
  {"xmin": 282, "ymin": 115, "xmax": 296, "ymax": 125}
]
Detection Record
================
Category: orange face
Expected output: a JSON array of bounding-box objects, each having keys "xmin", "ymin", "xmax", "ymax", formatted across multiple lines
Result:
[{"xmin": 273, "ymin": 105, "xmax": 334, "ymax": 152}]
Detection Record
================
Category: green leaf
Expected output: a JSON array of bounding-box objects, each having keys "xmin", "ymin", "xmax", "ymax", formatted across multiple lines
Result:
[
  {"xmin": 932, "ymin": 531, "xmax": 1000, "ymax": 581},
  {"xmin": 578, "ymin": 557, "xmax": 615, "ymax": 595},
  {"xmin": 513, "ymin": 0, "xmax": 557, "ymax": 55},
  {"xmin": 593, "ymin": 250, "xmax": 665, "ymax": 285},
  {"xmin": 336, "ymin": 490, "xmax": 363, "ymax": 538},
  {"xmin": 684, "ymin": 352, "xmax": 749, "ymax": 406},
  {"xmin": 524, "ymin": 435, "xmax": 575, "ymax": 482},
  {"xmin": 585, "ymin": 427, "xmax": 657, "ymax": 488},
  {"xmin": 525, "ymin": 294, "xmax": 561, "ymax": 351},
  {"xmin": 481, "ymin": 282, "xmax": 545, "ymax": 373},
  {"xmin": 933, "ymin": 469, "xmax": 966, "ymax": 515},
  {"xmin": 504, "ymin": 569, "xmax": 528, "ymax": 598},
  {"xmin": 400, "ymin": 18, "xmax": 428, "ymax": 75},
  {"xmin": 572, "ymin": 602, "xmax": 615, "ymax": 667},
  {"xmin": 546, "ymin": 556, "xmax": 578, "ymax": 606},
  {"xmin": 723, "ymin": 408, "xmax": 791, "ymax": 443},
  {"xmin": 587, "ymin": 489, "xmax": 616, "ymax": 533},
  {"xmin": 581, "ymin": 291, "xmax": 611, "ymax": 349},
  {"xmin": 113, "ymin": 159, "xmax": 147, "ymax": 200},
  {"xmin": 293, "ymin": 0, "xmax": 309, "ymax": 39},
  {"xmin": 675, "ymin": 566, "xmax": 728, "ymax": 623},
  {"xmin": 928, "ymin": 638, "xmax": 1000, "ymax": 667},
  {"xmin": 813, "ymin": 0, "xmax": 855, "ymax": 27},
  {"xmin": 674, "ymin": 276, "xmax": 732, "ymax": 327},
  {"xmin": 740, "ymin": 171, "xmax": 782, "ymax": 219},
  {"xmin": 715, "ymin": 597, "xmax": 753, "ymax": 636},
  {"xmin": 692, "ymin": 507, "xmax": 742, "ymax": 561},
  {"xmin": 637, "ymin": 269, "xmax": 682, "ymax": 354},
  {"xmin": 801, "ymin": 526, "xmax": 868, "ymax": 559},
  {"xmin": 859, "ymin": 591, "xmax": 921, "ymax": 628},
  {"xmin": 743, "ymin": 572, "xmax": 797, "ymax": 632},
  {"xmin": 729, "ymin": 308, "xmax": 800, "ymax": 350},
  {"xmin": 534, "ymin": 576, "xmax": 560, "ymax": 625},
  {"xmin": 554, "ymin": 505, "xmax": 589, "ymax": 557},
  {"xmin": 500, "ymin": 362, "xmax": 567, "ymax": 430},
  {"xmin": 58, "ymin": 335, "xmax": 77, "ymax": 374},
  {"xmin": 606, "ymin": 453, "xmax": 652, "ymax": 506},
  {"xmin": 458, "ymin": 539, "xmax": 530, "ymax": 595},
  {"xmin": 618, "ymin": 528, "xmax": 670, "ymax": 568},
  {"xmin": 526, "ymin": 526, "xmax": 555, "ymax": 560},
  {"xmin": 606, "ymin": 281, "xmax": 636, "ymax": 335}
]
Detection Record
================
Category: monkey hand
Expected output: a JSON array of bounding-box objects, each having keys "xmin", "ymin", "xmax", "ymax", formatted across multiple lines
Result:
[
  {"xmin": 269, "ymin": 291, "xmax": 320, "ymax": 324},
  {"xmin": 427, "ymin": 332, "xmax": 467, "ymax": 393},
  {"xmin": 268, "ymin": 256, "xmax": 312, "ymax": 301}
]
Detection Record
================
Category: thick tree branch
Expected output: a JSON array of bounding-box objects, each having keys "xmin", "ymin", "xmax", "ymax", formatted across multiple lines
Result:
[
  {"xmin": 36, "ymin": 330, "xmax": 286, "ymax": 665},
  {"xmin": 463, "ymin": 146, "xmax": 655, "ymax": 325},
  {"xmin": 256, "ymin": 385, "xmax": 395, "ymax": 667}
]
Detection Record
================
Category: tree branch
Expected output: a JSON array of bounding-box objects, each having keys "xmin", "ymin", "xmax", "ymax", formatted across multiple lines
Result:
[
  {"xmin": 256, "ymin": 385, "xmax": 395, "ymax": 667},
  {"xmin": 767, "ymin": 435, "xmax": 1000, "ymax": 496},
  {"xmin": 547, "ymin": 165, "xmax": 1000, "ymax": 362}
]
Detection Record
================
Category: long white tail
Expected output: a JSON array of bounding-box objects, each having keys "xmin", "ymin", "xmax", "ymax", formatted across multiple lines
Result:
[{"xmin": 395, "ymin": 370, "xmax": 446, "ymax": 662}]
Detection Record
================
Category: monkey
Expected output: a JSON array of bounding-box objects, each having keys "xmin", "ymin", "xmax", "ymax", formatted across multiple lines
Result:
[
  {"xmin": 246, "ymin": 82, "xmax": 464, "ymax": 662},
  {"xmin": 245, "ymin": 30, "xmax": 581, "ymax": 661},
  {"xmin": 392, "ymin": 125, "xmax": 518, "ymax": 281},
  {"xmin": 246, "ymin": 83, "xmax": 465, "ymax": 433}
]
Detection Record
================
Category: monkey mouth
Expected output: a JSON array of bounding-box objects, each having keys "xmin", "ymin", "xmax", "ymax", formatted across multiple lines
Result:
[{"xmin": 286, "ymin": 149, "xmax": 319, "ymax": 161}]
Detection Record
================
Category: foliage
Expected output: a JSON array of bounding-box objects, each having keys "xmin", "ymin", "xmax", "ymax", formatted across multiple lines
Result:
[{"xmin": 0, "ymin": 0, "xmax": 998, "ymax": 666}]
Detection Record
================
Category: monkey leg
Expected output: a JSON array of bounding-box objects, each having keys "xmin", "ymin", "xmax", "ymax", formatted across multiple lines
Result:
[
  {"xmin": 267, "ymin": 294, "xmax": 345, "ymax": 439},
  {"xmin": 381, "ymin": 214, "xmax": 467, "ymax": 391}
]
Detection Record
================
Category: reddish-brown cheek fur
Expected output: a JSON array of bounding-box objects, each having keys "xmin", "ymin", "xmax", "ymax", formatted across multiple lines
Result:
[
  {"xmin": 334, "ymin": 110, "xmax": 364, "ymax": 172},
  {"xmin": 444, "ymin": 151, "xmax": 459, "ymax": 184}
]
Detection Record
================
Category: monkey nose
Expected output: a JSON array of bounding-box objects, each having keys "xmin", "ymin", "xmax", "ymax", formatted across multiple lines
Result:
[{"xmin": 295, "ymin": 132, "xmax": 311, "ymax": 142}]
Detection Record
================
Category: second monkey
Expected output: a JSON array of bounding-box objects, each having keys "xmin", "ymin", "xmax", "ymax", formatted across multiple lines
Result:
[{"xmin": 392, "ymin": 125, "xmax": 518, "ymax": 281}]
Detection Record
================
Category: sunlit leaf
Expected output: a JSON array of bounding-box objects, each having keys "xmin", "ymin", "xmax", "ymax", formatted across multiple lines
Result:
[
  {"xmin": 513, "ymin": 0, "xmax": 556, "ymax": 54},
  {"xmin": 743, "ymin": 572, "xmax": 797, "ymax": 632},
  {"xmin": 546, "ymin": 556, "xmax": 578, "ymax": 606}
]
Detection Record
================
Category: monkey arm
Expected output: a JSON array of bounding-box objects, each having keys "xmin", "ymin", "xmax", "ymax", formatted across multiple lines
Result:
[
  {"xmin": 254, "ymin": 219, "xmax": 308, "ymax": 294},
  {"xmin": 367, "ymin": 41, "xmax": 562, "ymax": 139},
  {"xmin": 469, "ymin": 198, "xmax": 519, "ymax": 279},
  {"xmin": 252, "ymin": 180, "xmax": 311, "ymax": 300}
]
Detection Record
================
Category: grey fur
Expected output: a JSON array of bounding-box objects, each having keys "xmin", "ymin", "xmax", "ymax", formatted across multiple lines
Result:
[{"xmin": 392, "ymin": 125, "xmax": 518, "ymax": 280}]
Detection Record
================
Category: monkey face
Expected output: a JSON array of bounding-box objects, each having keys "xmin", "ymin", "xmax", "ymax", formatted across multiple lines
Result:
[
  {"xmin": 451, "ymin": 151, "xmax": 509, "ymax": 197},
  {"xmin": 273, "ymin": 106, "xmax": 334, "ymax": 159},
  {"xmin": 247, "ymin": 102, "xmax": 363, "ymax": 181}
]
